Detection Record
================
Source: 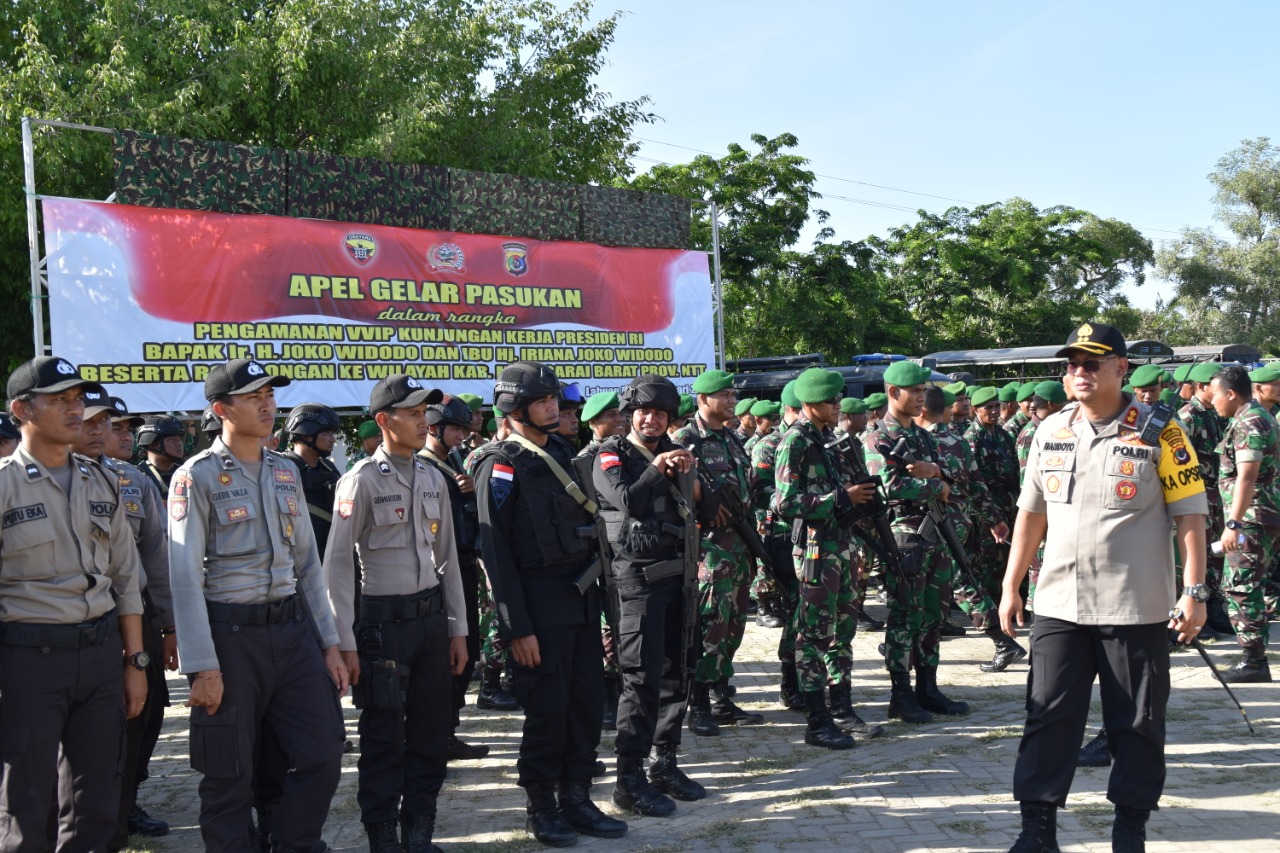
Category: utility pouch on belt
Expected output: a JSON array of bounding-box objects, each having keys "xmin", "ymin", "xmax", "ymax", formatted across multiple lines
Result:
[
  {"xmin": 354, "ymin": 658, "xmax": 407, "ymax": 710},
  {"xmin": 642, "ymin": 558, "xmax": 685, "ymax": 584},
  {"xmin": 572, "ymin": 558, "xmax": 603, "ymax": 595},
  {"xmin": 893, "ymin": 532, "xmax": 925, "ymax": 576}
]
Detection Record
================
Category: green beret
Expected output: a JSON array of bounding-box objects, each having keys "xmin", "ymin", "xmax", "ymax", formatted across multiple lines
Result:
[
  {"xmin": 485, "ymin": 417, "xmax": 497, "ymax": 434},
  {"xmin": 581, "ymin": 391, "xmax": 619, "ymax": 423},
  {"xmin": 1129, "ymin": 363, "xmax": 1164, "ymax": 388},
  {"xmin": 997, "ymin": 384, "xmax": 1020, "ymax": 402},
  {"xmin": 863, "ymin": 392, "xmax": 888, "ymax": 410},
  {"xmin": 971, "ymin": 386, "xmax": 999, "ymax": 407},
  {"xmin": 1159, "ymin": 389, "xmax": 1180, "ymax": 408},
  {"xmin": 793, "ymin": 368, "xmax": 845, "ymax": 404},
  {"xmin": 839, "ymin": 397, "xmax": 868, "ymax": 414},
  {"xmin": 678, "ymin": 393, "xmax": 696, "ymax": 417},
  {"xmin": 941, "ymin": 390, "xmax": 957, "ymax": 407},
  {"xmin": 357, "ymin": 420, "xmax": 380, "ymax": 440},
  {"xmin": 882, "ymin": 361, "xmax": 933, "ymax": 388},
  {"xmin": 780, "ymin": 381, "xmax": 801, "ymax": 409},
  {"xmin": 1122, "ymin": 384, "xmax": 1134, "ymax": 394},
  {"xmin": 1249, "ymin": 365, "xmax": 1280, "ymax": 383},
  {"xmin": 456, "ymin": 393, "xmax": 483, "ymax": 412},
  {"xmin": 1158, "ymin": 368, "xmax": 1173, "ymax": 384},
  {"xmin": 1172, "ymin": 364, "xmax": 1193, "ymax": 383},
  {"xmin": 691, "ymin": 369, "xmax": 735, "ymax": 394},
  {"xmin": 1016, "ymin": 382, "xmax": 1038, "ymax": 403},
  {"xmin": 943, "ymin": 381, "xmax": 969, "ymax": 398},
  {"xmin": 1033, "ymin": 381, "xmax": 1067, "ymax": 403},
  {"xmin": 750, "ymin": 400, "xmax": 780, "ymax": 418},
  {"xmin": 1189, "ymin": 362, "xmax": 1222, "ymax": 383},
  {"xmin": 734, "ymin": 397, "xmax": 758, "ymax": 417}
]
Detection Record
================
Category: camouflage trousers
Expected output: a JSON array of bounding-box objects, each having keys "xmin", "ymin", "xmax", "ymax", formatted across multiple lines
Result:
[
  {"xmin": 764, "ymin": 532, "xmax": 800, "ymax": 666},
  {"xmin": 477, "ymin": 565, "xmax": 509, "ymax": 672},
  {"xmin": 949, "ymin": 515, "xmax": 997, "ymax": 629},
  {"xmin": 885, "ymin": 527, "xmax": 948, "ymax": 674},
  {"xmin": 791, "ymin": 528, "xmax": 858, "ymax": 693},
  {"xmin": 826, "ymin": 552, "xmax": 863, "ymax": 688},
  {"xmin": 693, "ymin": 537, "xmax": 754, "ymax": 685},
  {"xmin": 1203, "ymin": 489, "xmax": 1226, "ymax": 595},
  {"xmin": 751, "ymin": 564, "xmax": 779, "ymax": 603},
  {"xmin": 1224, "ymin": 524, "xmax": 1275, "ymax": 651}
]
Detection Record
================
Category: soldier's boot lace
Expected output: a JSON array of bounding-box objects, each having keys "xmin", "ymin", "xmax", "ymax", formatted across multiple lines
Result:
[
  {"xmin": 648, "ymin": 744, "xmax": 706, "ymax": 801},
  {"xmin": 887, "ymin": 672, "xmax": 933, "ymax": 724},
  {"xmin": 914, "ymin": 666, "xmax": 969, "ymax": 716},
  {"xmin": 829, "ymin": 681, "xmax": 884, "ymax": 738},
  {"xmin": 686, "ymin": 683, "xmax": 720, "ymax": 736},
  {"xmin": 980, "ymin": 626, "xmax": 1029, "ymax": 673},
  {"xmin": 1077, "ymin": 728, "xmax": 1111, "ymax": 768},
  {"xmin": 557, "ymin": 779, "xmax": 628, "ymax": 837},
  {"xmin": 779, "ymin": 662, "xmax": 805, "ymax": 711},
  {"xmin": 802, "ymin": 690, "xmax": 855, "ymax": 750},
  {"xmin": 402, "ymin": 812, "xmax": 442, "ymax": 853},
  {"xmin": 1111, "ymin": 805, "xmax": 1149, "ymax": 853},
  {"xmin": 1008, "ymin": 802, "xmax": 1060, "ymax": 853},
  {"xmin": 525, "ymin": 782, "xmax": 578, "ymax": 847},
  {"xmin": 1219, "ymin": 648, "xmax": 1272, "ymax": 683},
  {"xmin": 710, "ymin": 681, "xmax": 764, "ymax": 726},
  {"xmin": 363, "ymin": 821, "xmax": 400, "ymax": 853},
  {"xmin": 612, "ymin": 756, "xmax": 676, "ymax": 817}
]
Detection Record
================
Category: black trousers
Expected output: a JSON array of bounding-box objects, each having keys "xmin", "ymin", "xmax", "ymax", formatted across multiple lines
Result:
[
  {"xmin": 1013, "ymin": 616, "xmax": 1169, "ymax": 811},
  {"xmin": 355, "ymin": 610, "xmax": 451, "ymax": 823},
  {"xmin": 450, "ymin": 553, "xmax": 482, "ymax": 727},
  {"xmin": 0, "ymin": 620, "xmax": 124, "ymax": 853},
  {"xmin": 512, "ymin": 621, "xmax": 604, "ymax": 787},
  {"xmin": 108, "ymin": 607, "xmax": 169, "ymax": 849},
  {"xmin": 192, "ymin": 615, "xmax": 344, "ymax": 852},
  {"xmin": 613, "ymin": 574, "xmax": 693, "ymax": 759}
]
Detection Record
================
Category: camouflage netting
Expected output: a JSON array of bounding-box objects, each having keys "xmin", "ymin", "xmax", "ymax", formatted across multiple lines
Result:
[
  {"xmin": 112, "ymin": 130, "xmax": 287, "ymax": 215},
  {"xmin": 447, "ymin": 169, "xmax": 581, "ymax": 242},
  {"xmin": 287, "ymin": 151, "xmax": 450, "ymax": 230},
  {"xmin": 580, "ymin": 185, "xmax": 691, "ymax": 249}
]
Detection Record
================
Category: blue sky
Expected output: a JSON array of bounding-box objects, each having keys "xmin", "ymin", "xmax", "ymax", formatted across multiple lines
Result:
[{"xmin": 586, "ymin": 0, "xmax": 1279, "ymax": 309}]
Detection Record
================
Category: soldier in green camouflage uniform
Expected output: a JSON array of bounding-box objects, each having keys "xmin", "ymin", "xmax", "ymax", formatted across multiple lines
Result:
[
  {"xmin": 997, "ymin": 382, "xmax": 1021, "ymax": 426},
  {"xmin": 1250, "ymin": 365, "xmax": 1280, "ymax": 619},
  {"xmin": 965, "ymin": 389, "xmax": 1022, "ymax": 611},
  {"xmin": 672, "ymin": 370, "xmax": 765, "ymax": 734},
  {"xmin": 1211, "ymin": 365, "xmax": 1280, "ymax": 682},
  {"xmin": 834, "ymin": 398, "xmax": 883, "ymax": 634},
  {"xmin": 733, "ymin": 399, "xmax": 757, "ymax": 445},
  {"xmin": 1003, "ymin": 382, "xmax": 1036, "ymax": 438},
  {"xmin": 745, "ymin": 400, "xmax": 785, "ymax": 628},
  {"xmin": 943, "ymin": 382, "xmax": 972, "ymax": 436},
  {"xmin": 743, "ymin": 399, "xmax": 777, "ymax": 456},
  {"xmin": 1179, "ymin": 363, "xmax": 1232, "ymax": 634},
  {"xmin": 863, "ymin": 362, "xmax": 968, "ymax": 724}
]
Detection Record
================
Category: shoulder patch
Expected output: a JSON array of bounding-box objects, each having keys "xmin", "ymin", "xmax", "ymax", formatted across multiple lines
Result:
[
  {"xmin": 337, "ymin": 498, "xmax": 354, "ymax": 519},
  {"xmin": 599, "ymin": 452, "xmax": 622, "ymax": 471}
]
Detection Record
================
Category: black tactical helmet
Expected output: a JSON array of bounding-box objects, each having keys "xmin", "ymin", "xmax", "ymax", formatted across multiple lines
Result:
[
  {"xmin": 493, "ymin": 361, "xmax": 561, "ymax": 415},
  {"xmin": 619, "ymin": 374, "xmax": 681, "ymax": 418},
  {"xmin": 0, "ymin": 412, "xmax": 18, "ymax": 442},
  {"xmin": 201, "ymin": 406, "xmax": 222, "ymax": 436},
  {"xmin": 285, "ymin": 403, "xmax": 340, "ymax": 436},
  {"xmin": 425, "ymin": 395, "xmax": 474, "ymax": 429},
  {"xmin": 136, "ymin": 415, "xmax": 185, "ymax": 448}
]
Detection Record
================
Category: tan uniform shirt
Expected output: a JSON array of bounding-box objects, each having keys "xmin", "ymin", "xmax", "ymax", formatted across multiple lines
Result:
[
  {"xmin": 325, "ymin": 446, "xmax": 466, "ymax": 651},
  {"xmin": 0, "ymin": 446, "xmax": 143, "ymax": 624},
  {"xmin": 168, "ymin": 439, "xmax": 340, "ymax": 673},
  {"xmin": 1018, "ymin": 397, "xmax": 1209, "ymax": 625},
  {"xmin": 103, "ymin": 456, "xmax": 174, "ymax": 627}
]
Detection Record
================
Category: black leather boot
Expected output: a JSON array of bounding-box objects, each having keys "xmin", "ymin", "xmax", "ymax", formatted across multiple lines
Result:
[
  {"xmin": 476, "ymin": 665, "xmax": 520, "ymax": 710},
  {"xmin": 915, "ymin": 666, "xmax": 969, "ymax": 716},
  {"xmin": 981, "ymin": 626, "xmax": 1029, "ymax": 673},
  {"xmin": 525, "ymin": 782, "xmax": 578, "ymax": 847},
  {"xmin": 446, "ymin": 734, "xmax": 489, "ymax": 761},
  {"xmin": 1008, "ymin": 801, "xmax": 1059, "ymax": 852},
  {"xmin": 779, "ymin": 661, "xmax": 805, "ymax": 711},
  {"xmin": 402, "ymin": 812, "xmax": 442, "ymax": 853},
  {"xmin": 856, "ymin": 603, "xmax": 885, "ymax": 630},
  {"xmin": 127, "ymin": 805, "xmax": 170, "ymax": 837},
  {"xmin": 1219, "ymin": 648, "xmax": 1272, "ymax": 683},
  {"xmin": 686, "ymin": 682, "xmax": 720, "ymax": 736},
  {"xmin": 829, "ymin": 680, "xmax": 883, "ymax": 738},
  {"xmin": 557, "ymin": 779, "xmax": 627, "ymax": 838},
  {"xmin": 802, "ymin": 690, "xmax": 855, "ymax": 749},
  {"xmin": 648, "ymin": 744, "xmax": 706, "ymax": 801},
  {"xmin": 602, "ymin": 674, "xmax": 620, "ymax": 731},
  {"xmin": 755, "ymin": 594, "xmax": 785, "ymax": 628},
  {"xmin": 1112, "ymin": 805, "xmax": 1149, "ymax": 853},
  {"xmin": 1077, "ymin": 728, "xmax": 1111, "ymax": 767},
  {"xmin": 612, "ymin": 756, "xmax": 676, "ymax": 817},
  {"xmin": 711, "ymin": 680, "xmax": 764, "ymax": 725},
  {"xmin": 887, "ymin": 671, "xmax": 932, "ymax": 723},
  {"xmin": 363, "ymin": 821, "xmax": 400, "ymax": 853}
]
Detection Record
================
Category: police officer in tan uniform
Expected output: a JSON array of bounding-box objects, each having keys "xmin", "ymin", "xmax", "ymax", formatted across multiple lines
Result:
[
  {"xmin": 169, "ymin": 358, "xmax": 348, "ymax": 853},
  {"xmin": 324, "ymin": 375, "xmax": 468, "ymax": 853},
  {"xmin": 0, "ymin": 356, "xmax": 148, "ymax": 852},
  {"xmin": 999, "ymin": 323, "xmax": 1208, "ymax": 853}
]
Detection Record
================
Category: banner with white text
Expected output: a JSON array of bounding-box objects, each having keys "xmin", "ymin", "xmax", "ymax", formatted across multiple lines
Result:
[{"xmin": 43, "ymin": 199, "xmax": 715, "ymax": 413}]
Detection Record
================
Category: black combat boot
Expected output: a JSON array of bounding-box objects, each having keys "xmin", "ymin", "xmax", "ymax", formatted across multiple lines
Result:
[
  {"xmin": 1206, "ymin": 595, "xmax": 1235, "ymax": 635},
  {"xmin": 710, "ymin": 680, "xmax": 764, "ymax": 726},
  {"xmin": 856, "ymin": 603, "xmax": 885, "ymax": 630},
  {"xmin": 802, "ymin": 690, "xmax": 855, "ymax": 750},
  {"xmin": 446, "ymin": 734, "xmax": 489, "ymax": 761},
  {"xmin": 1077, "ymin": 728, "xmax": 1111, "ymax": 767},
  {"xmin": 525, "ymin": 782, "xmax": 578, "ymax": 847},
  {"xmin": 402, "ymin": 812, "xmax": 442, "ymax": 853},
  {"xmin": 686, "ymin": 683, "xmax": 720, "ymax": 736},
  {"xmin": 127, "ymin": 805, "xmax": 169, "ymax": 837},
  {"xmin": 1219, "ymin": 648, "xmax": 1272, "ymax": 683},
  {"xmin": 828, "ymin": 680, "xmax": 884, "ymax": 738},
  {"xmin": 648, "ymin": 744, "xmax": 706, "ymax": 801},
  {"xmin": 755, "ymin": 594, "xmax": 785, "ymax": 628},
  {"xmin": 981, "ymin": 626, "xmax": 1029, "ymax": 673},
  {"xmin": 557, "ymin": 779, "xmax": 627, "ymax": 837},
  {"xmin": 476, "ymin": 665, "xmax": 520, "ymax": 711},
  {"xmin": 602, "ymin": 674, "xmax": 620, "ymax": 731},
  {"xmin": 914, "ymin": 666, "xmax": 969, "ymax": 716},
  {"xmin": 1008, "ymin": 801, "xmax": 1059, "ymax": 852},
  {"xmin": 612, "ymin": 756, "xmax": 676, "ymax": 817},
  {"xmin": 779, "ymin": 661, "xmax": 805, "ymax": 711},
  {"xmin": 1112, "ymin": 805, "xmax": 1149, "ymax": 853},
  {"xmin": 887, "ymin": 672, "xmax": 933, "ymax": 724},
  {"xmin": 363, "ymin": 821, "xmax": 400, "ymax": 853}
]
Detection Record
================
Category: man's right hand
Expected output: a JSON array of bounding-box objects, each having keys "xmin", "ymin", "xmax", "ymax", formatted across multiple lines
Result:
[
  {"xmin": 342, "ymin": 650, "xmax": 361, "ymax": 685},
  {"xmin": 511, "ymin": 634, "xmax": 541, "ymax": 668},
  {"xmin": 844, "ymin": 482, "xmax": 877, "ymax": 504},
  {"xmin": 998, "ymin": 592, "xmax": 1025, "ymax": 640},
  {"xmin": 187, "ymin": 670, "xmax": 224, "ymax": 715}
]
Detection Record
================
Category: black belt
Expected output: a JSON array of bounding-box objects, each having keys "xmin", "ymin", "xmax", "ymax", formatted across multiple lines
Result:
[
  {"xmin": 0, "ymin": 611, "xmax": 116, "ymax": 650},
  {"xmin": 207, "ymin": 595, "xmax": 301, "ymax": 626},
  {"xmin": 360, "ymin": 586, "xmax": 443, "ymax": 622}
]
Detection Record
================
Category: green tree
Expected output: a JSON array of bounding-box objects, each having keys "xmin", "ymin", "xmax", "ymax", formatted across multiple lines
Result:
[{"xmin": 0, "ymin": 0, "xmax": 652, "ymax": 371}]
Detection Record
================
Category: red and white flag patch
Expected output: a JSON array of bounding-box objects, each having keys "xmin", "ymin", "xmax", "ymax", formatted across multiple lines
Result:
[
  {"xmin": 599, "ymin": 453, "xmax": 622, "ymax": 471},
  {"xmin": 493, "ymin": 463, "xmax": 515, "ymax": 481}
]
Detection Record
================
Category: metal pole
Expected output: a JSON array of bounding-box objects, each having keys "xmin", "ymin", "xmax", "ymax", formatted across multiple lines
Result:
[
  {"xmin": 22, "ymin": 116, "xmax": 45, "ymax": 358},
  {"xmin": 709, "ymin": 199, "xmax": 726, "ymax": 370}
]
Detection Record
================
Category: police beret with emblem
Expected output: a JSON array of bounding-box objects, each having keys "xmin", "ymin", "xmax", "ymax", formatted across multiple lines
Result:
[
  {"xmin": 863, "ymin": 392, "xmax": 888, "ymax": 410},
  {"xmin": 1172, "ymin": 364, "xmax": 1193, "ymax": 383},
  {"xmin": 882, "ymin": 361, "xmax": 932, "ymax": 388},
  {"xmin": 1248, "ymin": 365, "xmax": 1280, "ymax": 383},
  {"xmin": 370, "ymin": 374, "xmax": 444, "ymax": 413},
  {"xmin": 1033, "ymin": 381, "xmax": 1067, "ymax": 404},
  {"xmin": 734, "ymin": 398, "xmax": 758, "ymax": 417},
  {"xmin": 678, "ymin": 394, "xmax": 696, "ymax": 417},
  {"xmin": 839, "ymin": 397, "xmax": 868, "ymax": 414},
  {"xmin": 357, "ymin": 420, "xmax": 380, "ymax": 440},
  {"xmin": 1016, "ymin": 382, "xmax": 1038, "ymax": 403},
  {"xmin": 941, "ymin": 390, "xmax": 956, "ymax": 407},
  {"xmin": 581, "ymin": 391, "xmax": 621, "ymax": 423},
  {"xmin": 456, "ymin": 393, "xmax": 483, "ymax": 412},
  {"xmin": 997, "ymin": 384, "xmax": 1020, "ymax": 402},
  {"xmin": 780, "ymin": 381, "xmax": 801, "ymax": 409},
  {"xmin": 793, "ymin": 368, "xmax": 845, "ymax": 404},
  {"xmin": 751, "ymin": 400, "xmax": 780, "ymax": 417},
  {"xmin": 691, "ymin": 369, "xmax": 735, "ymax": 395},
  {"xmin": 1128, "ymin": 363, "xmax": 1164, "ymax": 388},
  {"xmin": 204, "ymin": 358, "xmax": 290, "ymax": 401},
  {"xmin": 943, "ymin": 381, "xmax": 969, "ymax": 398},
  {"xmin": 1055, "ymin": 321, "xmax": 1127, "ymax": 359},
  {"xmin": 0, "ymin": 412, "xmax": 18, "ymax": 441},
  {"xmin": 1189, "ymin": 362, "xmax": 1222, "ymax": 383},
  {"xmin": 970, "ymin": 386, "xmax": 999, "ymax": 407},
  {"xmin": 7, "ymin": 356, "xmax": 107, "ymax": 401}
]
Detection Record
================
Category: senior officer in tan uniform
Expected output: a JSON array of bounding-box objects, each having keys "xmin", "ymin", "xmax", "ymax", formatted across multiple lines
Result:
[
  {"xmin": 0, "ymin": 356, "xmax": 148, "ymax": 852},
  {"xmin": 325, "ymin": 375, "xmax": 468, "ymax": 853},
  {"xmin": 999, "ymin": 323, "xmax": 1208, "ymax": 853},
  {"xmin": 169, "ymin": 358, "xmax": 348, "ymax": 853}
]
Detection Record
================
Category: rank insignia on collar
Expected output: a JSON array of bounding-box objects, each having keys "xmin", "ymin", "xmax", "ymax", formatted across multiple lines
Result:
[
  {"xmin": 274, "ymin": 468, "xmax": 295, "ymax": 483},
  {"xmin": 25, "ymin": 464, "xmax": 40, "ymax": 479},
  {"xmin": 378, "ymin": 461, "xmax": 391, "ymax": 474},
  {"xmin": 1123, "ymin": 408, "xmax": 1140, "ymax": 428},
  {"xmin": 415, "ymin": 460, "xmax": 425, "ymax": 471}
]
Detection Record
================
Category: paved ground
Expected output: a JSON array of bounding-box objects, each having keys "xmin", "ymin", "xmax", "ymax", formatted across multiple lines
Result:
[{"xmin": 125, "ymin": 608, "xmax": 1279, "ymax": 853}]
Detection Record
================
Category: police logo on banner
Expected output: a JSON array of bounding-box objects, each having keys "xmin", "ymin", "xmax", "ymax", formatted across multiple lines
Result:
[
  {"xmin": 344, "ymin": 233, "xmax": 377, "ymax": 266},
  {"xmin": 490, "ymin": 462, "xmax": 515, "ymax": 508},
  {"xmin": 503, "ymin": 242, "xmax": 529, "ymax": 277}
]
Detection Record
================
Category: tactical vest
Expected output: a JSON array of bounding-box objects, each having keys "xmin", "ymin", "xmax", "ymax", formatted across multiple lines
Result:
[
  {"xmin": 597, "ymin": 436, "xmax": 687, "ymax": 562},
  {"xmin": 424, "ymin": 453, "xmax": 480, "ymax": 553}
]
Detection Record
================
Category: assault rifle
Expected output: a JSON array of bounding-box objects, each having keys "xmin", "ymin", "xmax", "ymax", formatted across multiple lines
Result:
[
  {"xmin": 690, "ymin": 443, "xmax": 775, "ymax": 581},
  {"xmin": 822, "ymin": 431, "xmax": 908, "ymax": 586}
]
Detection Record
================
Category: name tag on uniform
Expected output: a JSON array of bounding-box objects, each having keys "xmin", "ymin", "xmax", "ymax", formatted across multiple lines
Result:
[{"xmin": 3, "ymin": 504, "xmax": 47, "ymax": 527}]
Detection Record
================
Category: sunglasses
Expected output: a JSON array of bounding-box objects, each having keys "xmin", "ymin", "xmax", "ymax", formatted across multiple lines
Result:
[{"xmin": 1064, "ymin": 356, "xmax": 1117, "ymax": 374}]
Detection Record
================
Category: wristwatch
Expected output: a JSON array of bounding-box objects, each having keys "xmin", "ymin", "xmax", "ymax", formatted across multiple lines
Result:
[
  {"xmin": 1226, "ymin": 519, "xmax": 1244, "ymax": 531},
  {"xmin": 126, "ymin": 651, "xmax": 152, "ymax": 671},
  {"xmin": 1185, "ymin": 583, "xmax": 1211, "ymax": 603}
]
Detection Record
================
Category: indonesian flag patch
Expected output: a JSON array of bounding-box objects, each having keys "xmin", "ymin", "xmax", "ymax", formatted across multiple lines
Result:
[
  {"xmin": 600, "ymin": 453, "xmax": 622, "ymax": 471},
  {"xmin": 490, "ymin": 463, "xmax": 516, "ymax": 508},
  {"xmin": 493, "ymin": 463, "xmax": 515, "ymax": 481}
]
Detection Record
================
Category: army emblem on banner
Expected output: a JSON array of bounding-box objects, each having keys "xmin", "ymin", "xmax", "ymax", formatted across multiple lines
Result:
[
  {"xmin": 503, "ymin": 242, "xmax": 528, "ymax": 276},
  {"xmin": 428, "ymin": 243, "xmax": 465, "ymax": 273},
  {"xmin": 344, "ymin": 233, "xmax": 377, "ymax": 266}
]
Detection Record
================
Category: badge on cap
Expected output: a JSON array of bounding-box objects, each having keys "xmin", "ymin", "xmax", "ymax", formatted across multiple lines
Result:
[
  {"xmin": 1076, "ymin": 323, "xmax": 1093, "ymax": 342},
  {"xmin": 55, "ymin": 360, "xmax": 75, "ymax": 375},
  {"xmin": 247, "ymin": 362, "xmax": 265, "ymax": 376},
  {"xmin": 406, "ymin": 378, "xmax": 422, "ymax": 389}
]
